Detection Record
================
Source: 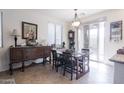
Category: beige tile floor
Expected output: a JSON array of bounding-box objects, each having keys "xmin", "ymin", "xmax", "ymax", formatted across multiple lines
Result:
[{"xmin": 0, "ymin": 61, "xmax": 114, "ymax": 84}]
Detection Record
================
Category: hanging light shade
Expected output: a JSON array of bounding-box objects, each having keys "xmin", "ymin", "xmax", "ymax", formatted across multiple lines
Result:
[{"xmin": 71, "ymin": 9, "xmax": 80, "ymax": 27}]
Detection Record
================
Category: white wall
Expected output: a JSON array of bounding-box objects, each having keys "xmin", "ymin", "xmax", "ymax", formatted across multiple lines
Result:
[
  {"xmin": 0, "ymin": 9, "xmax": 67, "ymax": 72},
  {"xmin": 67, "ymin": 9, "xmax": 124, "ymax": 64},
  {"xmin": 2, "ymin": 9, "xmax": 123, "ymax": 72},
  {"xmin": 81, "ymin": 9, "xmax": 124, "ymax": 64}
]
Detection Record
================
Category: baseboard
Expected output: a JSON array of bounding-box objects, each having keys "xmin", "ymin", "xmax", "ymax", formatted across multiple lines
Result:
[
  {"xmin": 90, "ymin": 59, "xmax": 114, "ymax": 67},
  {"xmin": 0, "ymin": 64, "xmax": 9, "ymax": 72},
  {"xmin": 0, "ymin": 60, "xmax": 39, "ymax": 72}
]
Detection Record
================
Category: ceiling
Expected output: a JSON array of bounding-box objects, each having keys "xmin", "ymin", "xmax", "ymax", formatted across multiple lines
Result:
[{"xmin": 39, "ymin": 9, "xmax": 107, "ymax": 22}]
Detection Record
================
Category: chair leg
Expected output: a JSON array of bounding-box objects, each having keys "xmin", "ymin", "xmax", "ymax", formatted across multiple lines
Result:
[
  {"xmin": 56, "ymin": 68, "xmax": 58, "ymax": 72},
  {"xmin": 76, "ymin": 68, "xmax": 79, "ymax": 80},
  {"xmin": 71, "ymin": 74, "xmax": 73, "ymax": 80},
  {"xmin": 55, "ymin": 60, "xmax": 58, "ymax": 72},
  {"xmin": 9, "ymin": 63, "xmax": 13, "ymax": 75},
  {"xmin": 71, "ymin": 68, "xmax": 73, "ymax": 80},
  {"xmin": 52, "ymin": 60, "xmax": 55, "ymax": 69},
  {"xmin": 87, "ymin": 63, "xmax": 90, "ymax": 72},
  {"xmin": 43, "ymin": 58, "xmax": 45, "ymax": 65},
  {"xmin": 63, "ymin": 66, "xmax": 65, "ymax": 76},
  {"xmin": 49, "ymin": 56, "xmax": 51, "ymax": 64},
  {"xmin": 22, "ymin": 62, "xmax": 25, "ymax": 72},
  {"xmin": 56, "ymin": 65, "xmax": 58, "ymax": 72}
]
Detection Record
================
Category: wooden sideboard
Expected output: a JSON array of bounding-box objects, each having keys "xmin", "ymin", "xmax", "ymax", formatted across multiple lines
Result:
[{"xmin": 9, "ymin": 46, "xmax": 51, "ymax": 75}]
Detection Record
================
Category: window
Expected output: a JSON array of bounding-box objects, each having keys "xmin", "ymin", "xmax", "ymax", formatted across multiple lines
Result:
[
  {"xmin": 48, "ymin": 23, "xmax": 55, "ymax": 45},
  {"xmin": 0, "ymin": 12, "xmax": 2, "ymax": 47},
  {"xmin": 55, "ymin": 24, "xmax": 62, "ymax": 45},
  {"xmin": 48, "ymin": 23, "xmax": 62, "ymax": 46}
]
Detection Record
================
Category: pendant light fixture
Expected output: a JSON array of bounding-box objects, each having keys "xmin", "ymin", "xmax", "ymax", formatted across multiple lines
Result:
[{"xmin": 71, "ymin": 9, "xmax": 80, "ymax": 27}]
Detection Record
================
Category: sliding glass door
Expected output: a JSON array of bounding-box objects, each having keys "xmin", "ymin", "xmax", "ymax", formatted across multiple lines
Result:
[
  {"xmin": 98, "ymin": 22, "xmax": 105, "ymax": 62},
  {"xmin": 89, "ymin": 24, "xmax": 99, "ymax": 61},
  {"xmin": 82, "ymin": 21, "xmax": 105, "ymax": 62}
]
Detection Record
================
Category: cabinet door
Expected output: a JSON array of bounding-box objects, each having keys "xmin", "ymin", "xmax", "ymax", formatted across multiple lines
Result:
[
  {"xmin": 10, "ymin": 48, "xmax": 23, "ymax": 63},
  {"xmin": 35, "ymin": 47, "xmax": 44, "ymax": 58},
  {"xmin": 23, "ymin": 48, "xmax": 37, "ymax": 60},
  {"xmin": 43, "ymin": 46, "xmax": 51, "ymax": 57}
]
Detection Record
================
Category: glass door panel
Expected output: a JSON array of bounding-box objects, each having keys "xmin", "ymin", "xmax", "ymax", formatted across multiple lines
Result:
[
  {"xmin": 89, "ymin": 24, "xmax": 99, "ymax": 61},
  {"xmin": 98, "ymin": 22, "xmax": 105, "ymax": 62},
  {"xmin": 83, "ymin": 22, "xmax": 105, "ymax": 62},
  {"xmin": 78, "ymin": 29, "xmax": 83, "ymax": 52}
]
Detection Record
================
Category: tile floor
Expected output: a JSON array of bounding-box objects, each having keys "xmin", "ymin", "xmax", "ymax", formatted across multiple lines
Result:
[{"xmin": 0, "ymin": 61, "xmax": 114, "ymax": 84}]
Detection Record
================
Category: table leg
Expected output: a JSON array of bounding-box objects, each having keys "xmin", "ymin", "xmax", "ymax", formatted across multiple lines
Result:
[
  {"xmin": 49, "ymin": 55, "xmax": 51, "ymax": 64},
  {"xmin": 22, "ymin": 62, "xmax": 25, "ymax": 72},
  {"xmin": 76, "ymin": 59, "xmax": 79, "ymax": 80},
  {"xmin": 43, "ymin": 57, "xmax": 46, "ymax": 65},
  {"xmin": 9, "ymin": 63, "xmax": 13, "ymax": 75}
]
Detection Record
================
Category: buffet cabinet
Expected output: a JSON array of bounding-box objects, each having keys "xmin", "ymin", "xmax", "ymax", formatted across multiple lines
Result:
[{"xmin": 9, "ymin": 46, "xmax": 51, "ymax": 75}]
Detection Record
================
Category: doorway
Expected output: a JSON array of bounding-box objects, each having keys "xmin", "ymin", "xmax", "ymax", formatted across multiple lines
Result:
[
  {"xmin": 89, "ymin": 22, "xmax": 105, "ymax": 62},
  {"xmin": 82, "ymin": 21, "xmax": 105, "ymax": 62},
  {"xmin": 89, "ymin": 24, "xmax": 99, "ymax": 61}
]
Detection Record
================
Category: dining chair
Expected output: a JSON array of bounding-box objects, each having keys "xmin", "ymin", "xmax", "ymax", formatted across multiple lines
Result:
[
  {"xmin": 81, "ymin": 48, "xmax": 89, "ymax": 63},
  {"xmin": 51, "ymin": 50, "xmax": 63, "ymax": 72},
  {"xmin": 63, "ymin": 52, "xmax": 78, "ymax": 80},
  {"xmin": 51, "ymin": 50, "xmax": 57, "ymax": 69},
  {"xmin": 79, "ymin": 48, "xmax": 90, "ymax": 73}
]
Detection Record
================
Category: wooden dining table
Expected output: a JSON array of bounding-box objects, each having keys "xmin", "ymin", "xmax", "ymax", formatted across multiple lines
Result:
[{"xmin": 53, "ymin": 48, "xmax": 90, "ymax": 79}]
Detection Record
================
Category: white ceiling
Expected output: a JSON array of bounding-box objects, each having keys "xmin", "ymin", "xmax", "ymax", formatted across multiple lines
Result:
[{"xmin": 39, "ymin": 9, "xmax": 107, "ymax": 22}]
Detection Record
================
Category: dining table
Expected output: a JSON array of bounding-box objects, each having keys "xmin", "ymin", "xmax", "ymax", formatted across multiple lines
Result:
[{"xmin": 52, "ymin": 48, "xmax": 90, "ymax": 79}]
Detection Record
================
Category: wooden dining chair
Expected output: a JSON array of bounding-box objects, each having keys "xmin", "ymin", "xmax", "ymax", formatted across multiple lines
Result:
[
  {"xmin": 81, "ymin": 48, "xmax": 89, "ymax": 63},
  {"xmin": 79, "ymin": 48, "xmax": 90, "ymax": 73},
  {"xmin": 51, "ymin": 50, "xmax": 57, "ymax": 69},
  {"xmin": 51, "ymin": 50, "xmax": 64, "ymax": 72},
  {"xmin": 63, "ymin": 52, "xmax": 78, "ymax": 80}
]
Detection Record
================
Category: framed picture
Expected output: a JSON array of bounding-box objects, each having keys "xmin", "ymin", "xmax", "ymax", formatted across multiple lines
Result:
[
  {"xmin": 22, "ymin": 21, "xmax": 38, "ymax": 39},
  {"xmin": 0, "ymin": 12, "xmax": 3, "ymax": 47},
  {"xmin": 110, "ymin": 21, "xmax": 122, "ymax": 41}
]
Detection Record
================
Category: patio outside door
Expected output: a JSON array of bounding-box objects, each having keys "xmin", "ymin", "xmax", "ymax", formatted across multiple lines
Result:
[
  {"xmin": 83, "ymin": 22, "xmax": 105, "ymax": 62},
  {"xmin": 89, "ymin": 24, "xmax": 99, "ymax": 61}
]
